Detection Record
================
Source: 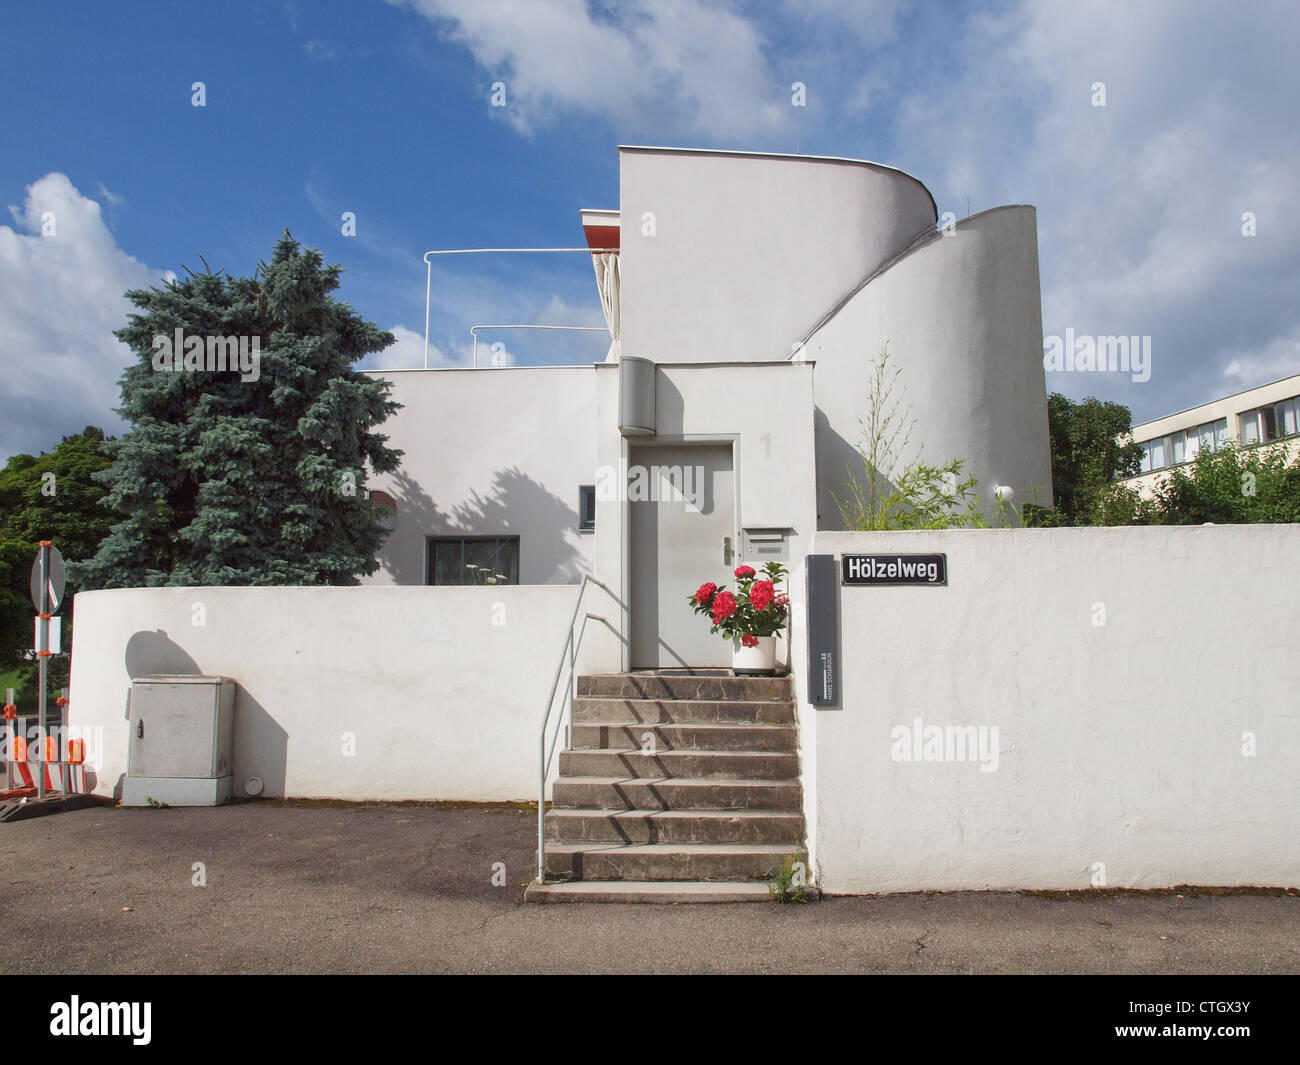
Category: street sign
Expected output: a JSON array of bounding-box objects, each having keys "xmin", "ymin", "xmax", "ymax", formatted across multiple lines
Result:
[
  {"xmin": 841, "ymin": 552, "xmax": 948, "ymax": 586},
  {"xmin": 29, "ymin": 543, "xmax": 66, "ymax": 614}
]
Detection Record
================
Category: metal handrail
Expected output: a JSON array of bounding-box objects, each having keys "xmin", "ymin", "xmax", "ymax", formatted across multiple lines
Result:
[
  {"xmin": 537, "ymin": 574, "xmax": 624, "ymax": 884},
  {"xmin": 469, "ymin": 324, "xmax": 609, "ymax": 368}
]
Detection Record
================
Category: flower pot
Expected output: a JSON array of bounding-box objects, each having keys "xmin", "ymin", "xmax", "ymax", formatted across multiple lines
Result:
[{"xmin": 732, "ymin": 635, "xmax": 777, "ymax": 676}]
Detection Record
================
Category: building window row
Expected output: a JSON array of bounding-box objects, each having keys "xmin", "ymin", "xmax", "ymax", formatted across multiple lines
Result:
[
  {"xmin": 1138, "ymin": 418, "xmax": 1227, "ymax": 473},
  {"xmin": 1240, "ymin": 395, "xmax": 1300, "ymax": 446}
]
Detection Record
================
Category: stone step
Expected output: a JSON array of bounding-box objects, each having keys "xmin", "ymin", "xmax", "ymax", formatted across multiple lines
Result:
[
  {"xmin": 570, "ymin": 721, "xmax": 797, "ymax": 751},
  {"xmin": 525, "ymin": 879, "xmax": 774, "ymax": 904},
  {"xmin": 545, "ymin": 808, "xmax": 805, "ymax": 844},
  {"xmin": 573, "ymin": 697, "xmax": 795, "ymax": 725},
  {"xmin": 543, "ymin": 842, "xmax": 805, "ymax": 882},
  {"xmin": 577, "ymin": 673, "xmax": 793, "ymax": 702},
  {"xmin": 559, "ymin": 748, "xmax": 799, "ymax": 781},
  {"xmin": 552, "ymin": 776, "xmax": 803, "ymax": 811}
]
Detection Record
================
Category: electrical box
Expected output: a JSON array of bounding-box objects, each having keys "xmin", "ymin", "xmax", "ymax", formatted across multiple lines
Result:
[{"xmin": 122, "ymin": 675, "xmax": 236, "ymax": 807}]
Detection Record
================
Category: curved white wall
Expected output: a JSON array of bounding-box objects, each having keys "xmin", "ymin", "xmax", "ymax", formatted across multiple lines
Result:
[
  {"xmin": 805, "ymin": 206, "xmax": 1053, "ymax": 525},
  {"xmin": 618, "ymin": 148, "xmax": 937, "ymax": 364}
]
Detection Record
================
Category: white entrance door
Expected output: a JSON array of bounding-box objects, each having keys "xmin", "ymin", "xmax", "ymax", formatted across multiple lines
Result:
[{"xmin": 629, "ymin": 443, "xmax": 735, "ymax": 668}]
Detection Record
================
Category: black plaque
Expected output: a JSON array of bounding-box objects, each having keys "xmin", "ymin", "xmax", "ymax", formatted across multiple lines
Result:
[
  {"xmin": 841, "ymin": 553, "xmax": 947, "ymax": 586},
  {"xmin": 806, "ymin": 554, "xmax": 839, "ymax": 706}
]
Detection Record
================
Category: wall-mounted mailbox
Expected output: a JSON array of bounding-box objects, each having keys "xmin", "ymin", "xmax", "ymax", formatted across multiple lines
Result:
[{"xmin": 742, "ymin": 526, "xmax": 793, "ymax": 562}]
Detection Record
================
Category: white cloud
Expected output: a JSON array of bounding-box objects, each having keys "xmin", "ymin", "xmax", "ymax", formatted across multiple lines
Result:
[
  {"xmin": 364, "ymin": 323, "xmax": 476, "ymax": 370},
  {"xmin": 391, "ymin": 0, "xmax": 791, "ymax": 141},
  {"xmin": 0, "ymin": 173, "xmax": 170, "ymax": 460},
  {"xmin": 887, "ymin": 0, "xmax": 1300, "ymax": 422}
]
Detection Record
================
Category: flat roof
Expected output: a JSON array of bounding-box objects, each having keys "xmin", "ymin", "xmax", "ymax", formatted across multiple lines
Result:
[{"xmin": 1133, "ymin": 370, "xmax": 1300, "ymax": 430}]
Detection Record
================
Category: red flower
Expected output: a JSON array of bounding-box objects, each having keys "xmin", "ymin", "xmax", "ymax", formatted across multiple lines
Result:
[
  {"xmin": 711, "ymin": 591, "xmax": 738, "ymax": 623},
  {"xmin": 693, "ymin": 581, "xmax": 718, "ymax": 606},
  {"xmin": 773, "ymin": 593, "xmax": 789, "ymax": 608},
  {"xmin": 734, "ymin": 565, "xmax": 756, "ymax": 579},
  {"xmin": 741, "ymin": 634, "xmax": 759, "ymax": 648},
  {"xmin": 749, "ymin": 579, "xmax": 775, "ymax": 611}
]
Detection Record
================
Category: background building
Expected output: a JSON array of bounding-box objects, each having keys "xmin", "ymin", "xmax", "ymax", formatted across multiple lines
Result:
[{"xmin": 1123, "ymin": 372, "xmax": 1300, "ymax": 495}]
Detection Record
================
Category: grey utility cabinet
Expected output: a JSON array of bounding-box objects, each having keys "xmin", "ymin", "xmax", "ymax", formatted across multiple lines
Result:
[{"xmin": 122, "ymin": 675, "xmax": 236, "ymax": 807}]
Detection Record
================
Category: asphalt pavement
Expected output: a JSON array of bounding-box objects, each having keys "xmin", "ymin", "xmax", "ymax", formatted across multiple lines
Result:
[{"xmin": 1, "ymin": 801, "xmax": 1295, "ymax": 974}]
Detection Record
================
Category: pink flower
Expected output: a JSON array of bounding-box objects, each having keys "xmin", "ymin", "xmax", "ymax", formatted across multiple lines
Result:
[
  {"xmin": 693, "ymin": 581, "xmax": 718, "ymax": 606},
  {"xmin": 734, "ymin": 565, "xmax": 756, "ymax": 579},
  {"xmin": 748, "ymin": 579, "xmax": 775, "ymax": 611},
  {"xmin": 711, "ymin": 591, "xmax": 738, "ymax": 623},
  {"xmin": 773, "ymin": 593, "xmax": 789, "ymax": 608},
  {"xmin": 741, "ymin": 634, "xmax": 759, "ymax": 648}
]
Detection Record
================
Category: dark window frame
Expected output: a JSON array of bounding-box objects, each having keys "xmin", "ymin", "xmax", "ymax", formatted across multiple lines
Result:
[
  {"xmin": 425, "ymin": 535, "xmax": 521, "ymax": 586},
  {"xmin": 578, "ymin": 485, "xmax": 596, "ymax": 531}
]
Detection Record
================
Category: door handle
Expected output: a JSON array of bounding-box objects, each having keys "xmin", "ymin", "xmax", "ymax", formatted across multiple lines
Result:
[
  {"xmin": 722, "ymin": 536, "xmax": 732, "ymax": 566},
  {"xmin": 137, "ymin": 719, "xmax": 144, "ymax": 739}
]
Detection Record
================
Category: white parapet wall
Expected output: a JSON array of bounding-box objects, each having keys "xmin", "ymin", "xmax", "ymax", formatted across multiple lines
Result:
[
  {"xmin": 803, "ymin": 526, "xmax": 1300, "ymax": 893},
  {"xmin": 68, "ymin": 584, "xmax": 623, "ymax": 803}
]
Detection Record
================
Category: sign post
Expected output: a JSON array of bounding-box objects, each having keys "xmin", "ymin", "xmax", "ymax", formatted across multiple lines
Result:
[{"xmin": 29, "ymin": 542, "xmax": 65, "ymax": 800}]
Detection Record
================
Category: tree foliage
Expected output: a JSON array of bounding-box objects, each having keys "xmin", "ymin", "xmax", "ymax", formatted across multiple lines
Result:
[
  {"xmin": 1130, "ymin": 442, "xmax": 1300, "ymax": 525},
  {"xmin": 0, "ymin": 427, "xmax": 114, "ymax": 705},
  {"xmin": 73, "ymin": 236, "xmax": 402, "ymax": 589},
  {"xmin": 1034, "ymin": 392, "xmax": 1143, "ymax": 526}
]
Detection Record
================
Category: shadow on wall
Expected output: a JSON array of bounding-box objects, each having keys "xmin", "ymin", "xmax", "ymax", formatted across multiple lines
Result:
[
  {"xmin": 384, "ymin": 465, "xmax": 583, "ymax": 585},
  {"xmin": 119, "ymin": 628, "xmax": 288, "ymax": 800},
  {"xmin": 455, "ymin": 468, "xmax": 582, "ymax": 584},
  {"xmin": 816, "ymin": 406, "xmax": 871, "ymax": 531},
  {"xmin": 382, "ymin": 468, "xmax": 451, "ymax": 585}
]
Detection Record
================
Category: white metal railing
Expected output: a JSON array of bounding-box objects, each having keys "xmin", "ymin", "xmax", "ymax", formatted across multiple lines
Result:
[
  {"xmin": 422, "ymin": 248, "xmax": 617, "ymax": 370},
  {"xmin": 537, "ymin": 575, "xmax": 625, "ymax": 884},
  {"xmin": 468, "ymin": 324, "xmax": 609, "ymax": 368}
]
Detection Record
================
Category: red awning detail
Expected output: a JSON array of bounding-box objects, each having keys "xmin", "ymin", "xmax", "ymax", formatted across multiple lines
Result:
[{"xmin": 583, "ymin": 225, "xmax": 620, "ymax": 251}]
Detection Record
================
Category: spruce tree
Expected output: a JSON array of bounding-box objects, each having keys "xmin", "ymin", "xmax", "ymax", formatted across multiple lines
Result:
[{"xmin": 74, "ymin": 235, "xmax": 402, "ymax": 588}]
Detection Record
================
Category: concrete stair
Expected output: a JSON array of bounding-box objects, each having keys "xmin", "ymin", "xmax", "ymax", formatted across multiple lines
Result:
[{"xmin": 526, "ymin": 671, "xmax": 806, "ymax": 904}]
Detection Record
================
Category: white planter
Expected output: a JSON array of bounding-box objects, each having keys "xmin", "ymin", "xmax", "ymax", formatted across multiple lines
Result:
[{"xmin": 732, "ymin": 635, "xmax": 777, "ymax": 675}]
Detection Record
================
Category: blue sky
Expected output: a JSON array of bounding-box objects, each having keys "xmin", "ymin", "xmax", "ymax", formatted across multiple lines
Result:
[{"xmin": 3, "ymin": 0, "xmax": 1298, "ymax": 459}]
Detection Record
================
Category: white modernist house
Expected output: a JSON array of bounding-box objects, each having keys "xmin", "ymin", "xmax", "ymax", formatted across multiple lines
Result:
[
  {"xmin": 362, "ymin": 146, "xmax": 1053, "ymax": 670},
  {"xmin": 68, "ymin": 147, "xmax": 1298, "ymax": 893}
]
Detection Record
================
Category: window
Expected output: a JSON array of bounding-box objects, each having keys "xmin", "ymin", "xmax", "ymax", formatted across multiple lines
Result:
[
  {"xmin": 1148, "ymin": 435, "xmax": 1167, "ymax": 470},
  {"xmin": 1240, "ymin": 409, "xmax": 1260, "ymax": 446},
  {"xmin": 1274, "ymin": 396, "xmax": 1300, "ymax": 439},
  {"xmin": 1171, "ymin": 431, "xmax": 1185, "ymax": 465},
  {"xmin": 1139, "ymin": 441, "xmax": 1152, "ymax": 473},
  {"xmin": 426, "ymin": 537, "xmax": 520, "ymax": 585},
  {"xmin": 578, "ymin": 485, "xmax": 596, "ymax": 532}
]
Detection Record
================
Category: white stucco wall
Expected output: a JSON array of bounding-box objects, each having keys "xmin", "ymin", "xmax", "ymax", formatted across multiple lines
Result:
[
  {"xmin": 801, "ymin": 526, "xmax": 1300, "ymax": 893},
  {"xmin": 618, "ymin": 148, "xmax": 936, "ymax": 364},
  {"xmin": 67, "ymin": 584, "xmax": 618, "ymax": 802},
  {"xmin": 361, "ymin": 367, "xmax": 597, "ymax": 585},
  {"xmin": 805, "ymin": 206, "xmax": 1053, "ymax": 527}
]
